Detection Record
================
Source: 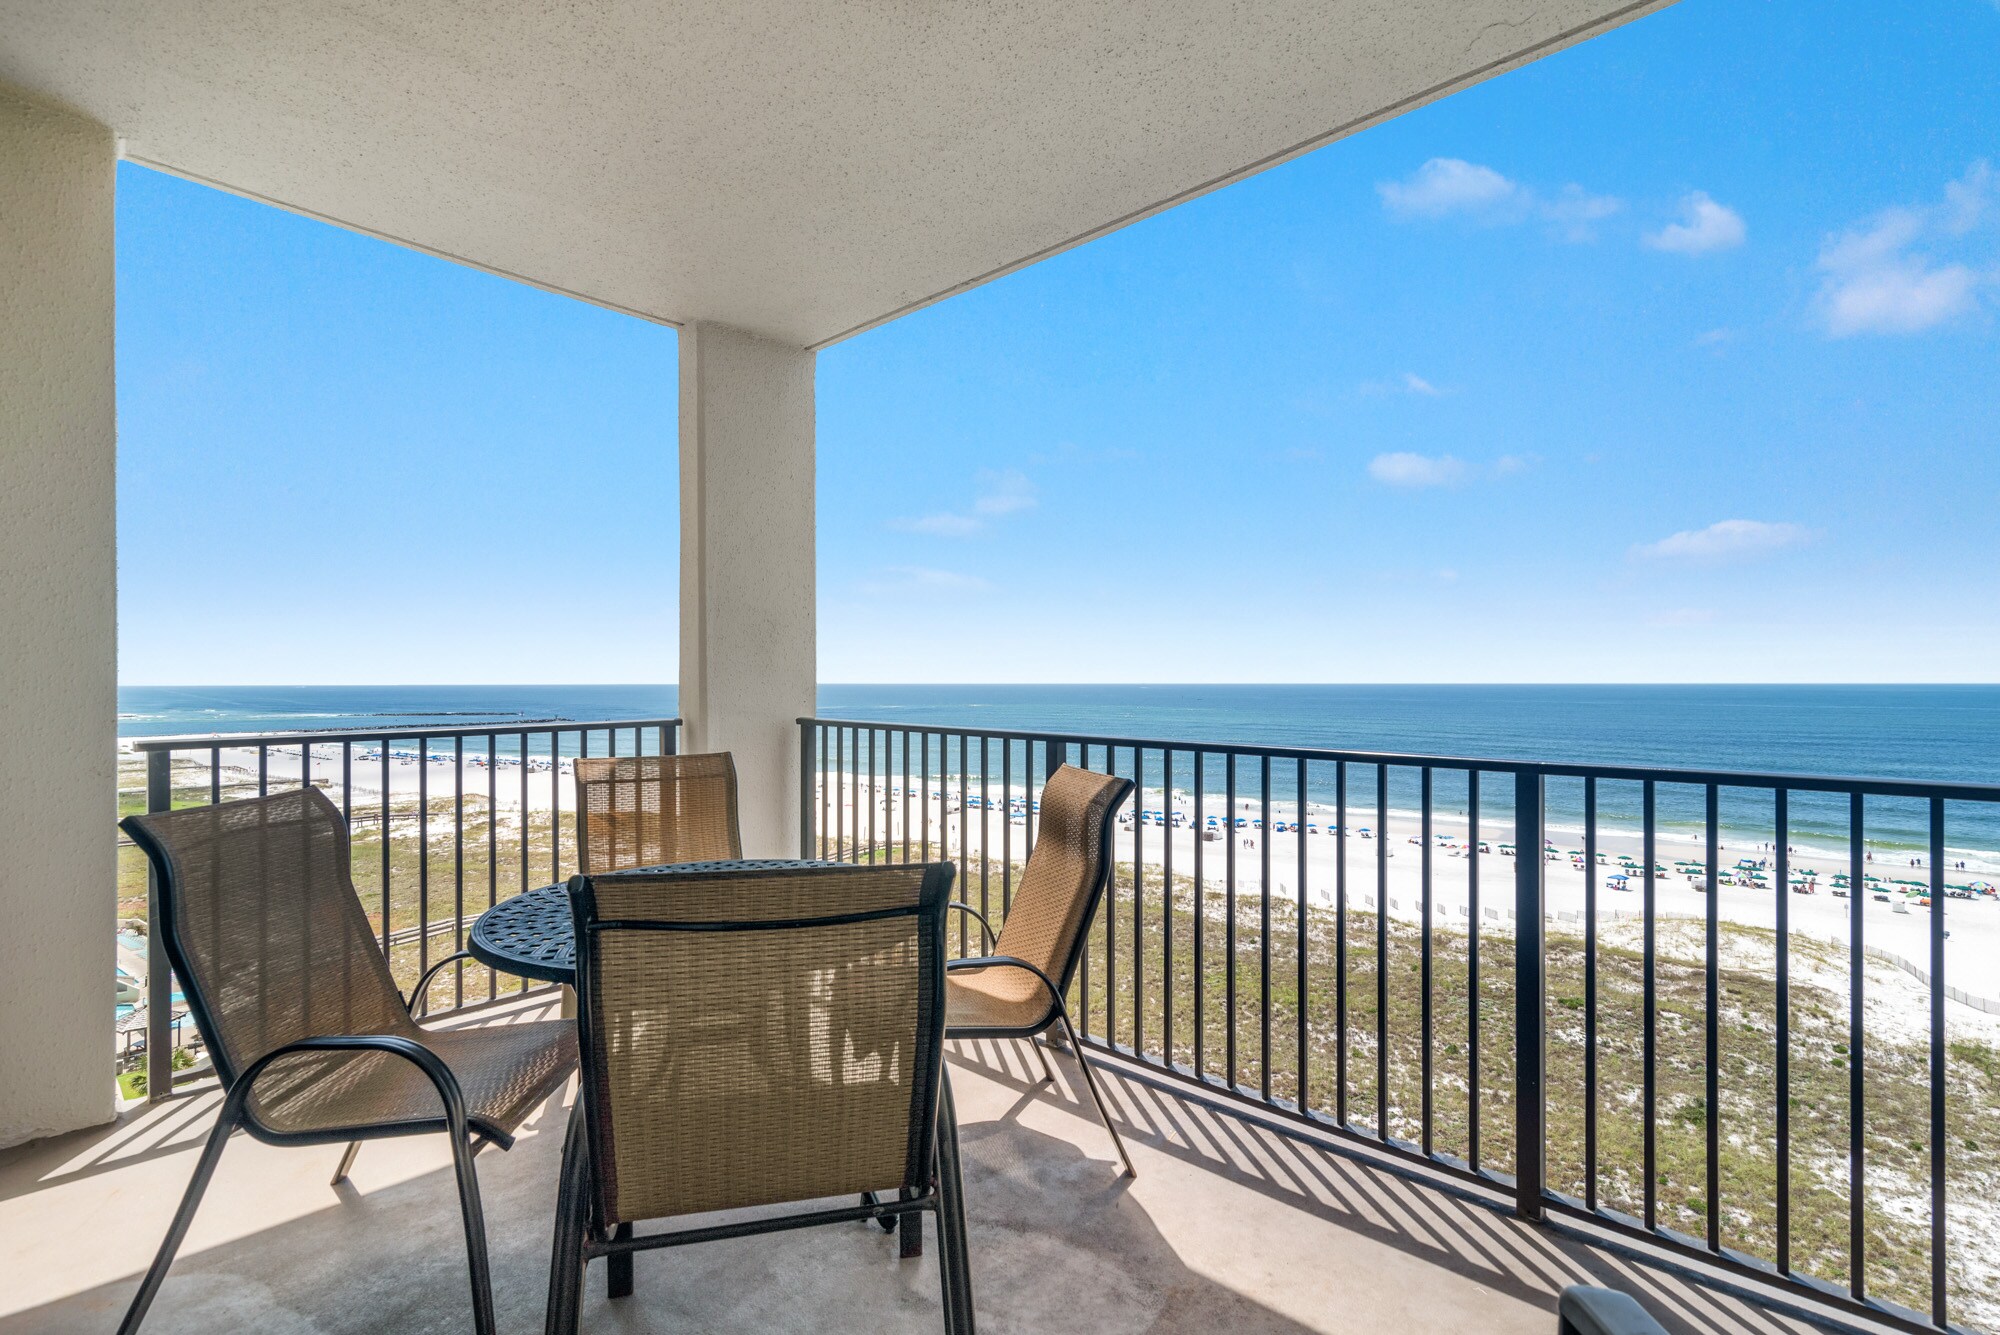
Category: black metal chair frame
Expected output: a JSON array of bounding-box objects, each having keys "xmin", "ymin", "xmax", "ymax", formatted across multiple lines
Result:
[
  {"xmin": 545, "ymin": 864, "xmax": 974, "ymax": 1334},
  {"xmin": 116, "ymin": 812, "xmax": 537, "ymax": 1335},
  {"xmin": 944, "ymin": 773, "xmax": 1135, "ymax": 1177}
]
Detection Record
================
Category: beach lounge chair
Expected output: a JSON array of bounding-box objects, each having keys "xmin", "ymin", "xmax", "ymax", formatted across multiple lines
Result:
[
  {"xmin": 573, "ymin": 751, "xmax": 740, "ymax": 873},
  {"xmin": 944, "ymin": 764, "xmax": 1136, "ymax": 1177},
  {"xmin": 116, "ymin": 789, "xmax": 578, "ymax": 1335},
  {"xmin": 545, "ymin": 861, "xmax": 973, "ymax": 1332}
]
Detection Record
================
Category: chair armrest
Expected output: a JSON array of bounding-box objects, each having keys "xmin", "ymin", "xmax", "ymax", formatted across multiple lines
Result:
[
  {"xmin": 946, "ymin": 901, "xmax": 999, "ymax": 954},
  {"xmin": 1557, "ymin": 1286, "xmax": 1668, "ymax": 1335},
  {"xmin": 232, "ymin": 1034, "xmax": 470, "ymax": 1133},
  {"xmin": 946, "ymin": 953, "xmax": 1064, "ymax": 1005},
  {"xmin": 406, "ymin": 950, "xmax": 479, "ymax": 1018}
]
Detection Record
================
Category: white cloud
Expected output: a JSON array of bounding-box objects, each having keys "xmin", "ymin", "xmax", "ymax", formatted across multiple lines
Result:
[
  {"xmin": 1822, "ymin": 260, "xmax": 1979, "ymax": 337},
  {"xmin": 889, "ymin": 469, "xmax": 1036, "ymax": 537},
  {"xmin": 969, "ymin": 469, "xmax": 1035, "ymax": 517},
  {"xmin": 1633, "ymin": 519, "xmax": 1812, "ymax": 562},
  {"xmin": 1943, "ymin": 160, "xmax": 1994, "ymax": 234},
  {"xmin": 854, "ymin": 566, "xmax": 989, "ymax": 598},
  {"xmin": 1358, "ymin": 371, "xmax": 1447, "ymax": 398},
  {"xmin": 1542, "ymin": 185, "xmax": 1626, "ymax": 242},
  {"xmin": 1816, "ymin": 164, "xmax": 1995, "ymax": 337},
  {"xmin": 1378, "ymin": 159, "xmax": 1621, "ymax": 241},
  {"xmin": 1646, "ymin": 191, "xmax": 1747, "ymax": 255},
  {"xmin": 1378, "ymin": 159, "xmax": 1522, "ymax": 218},
  {"xmin": 1369, "ymin": 452, "xmax": 1467, "ymax": 487}
]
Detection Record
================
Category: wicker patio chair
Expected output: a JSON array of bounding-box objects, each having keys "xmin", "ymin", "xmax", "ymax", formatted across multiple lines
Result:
[
  {"xmin": 945, "ymin": 764, "xmax": 1136, "ymax": 1176},
  {"xmin": 546, "ymin": 860, "xmax": 973, "ymax": 1334},
  {"xmin": 574, "ymin": 751, "xmax": 741, "ymax": 873},
  {"xmin": 117, "ymin": 789, "xmax": 577, "ymax": 1335}
]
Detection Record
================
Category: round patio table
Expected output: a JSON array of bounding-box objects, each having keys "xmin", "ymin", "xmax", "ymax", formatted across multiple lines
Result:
[{"xmin": 467, "ymin": 859, "xmax": 830, "ymax": 985}]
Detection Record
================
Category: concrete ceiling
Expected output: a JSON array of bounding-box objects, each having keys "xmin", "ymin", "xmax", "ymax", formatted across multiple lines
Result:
[{"xmin": 0, "ymin": 1, "xmax": 1670, "ymax": 348}]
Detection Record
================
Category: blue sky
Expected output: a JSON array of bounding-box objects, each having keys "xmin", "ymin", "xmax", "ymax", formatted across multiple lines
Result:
[{"xmin": 118, "ymin": 0, "xmax": 2000, "ymax": 685}]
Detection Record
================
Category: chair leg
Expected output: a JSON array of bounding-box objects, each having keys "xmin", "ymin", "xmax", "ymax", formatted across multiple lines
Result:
[
  {"xmin": 935, "ymin": 1071, "xmax": 976, "ymax": 1335},
  {"xmin": 545, "ymin": 1106, "xmax": 589, "ymax": 1335},
  {"xmin": 900, "ymin": 1193, "xmax": 924, "ymax": 1259},
  {"xmin": 606, "ymin": 1223, "xmax": 633, "ymax": 1299},
  {"xmin": 445, "ymin": 1119, "xmax": 497, "ymax": 1335},
  {"xmin": 1027, "ymin": 1036, "xmax": 1056, "ymax": 1085},
  {"xmin": 1057, "ymin": 1012, "xmax": 1135, "ymax": 1178},
  {"xmin": 116, "ymin": 1098, "xmax": 242, "ymax": 1335},
  {"xmin": 330, "ymin": 1139, "xmax": 362, "ymax": 1187}
]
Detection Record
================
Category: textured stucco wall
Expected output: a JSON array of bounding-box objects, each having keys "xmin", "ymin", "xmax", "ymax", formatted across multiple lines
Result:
[
  {"xmin": 0, "ymin": 85, "xmax": 117, "ymax": 1146},
  {"xmin": 679, "ymin": 323, "xmax": 814, "ymax": 856}
]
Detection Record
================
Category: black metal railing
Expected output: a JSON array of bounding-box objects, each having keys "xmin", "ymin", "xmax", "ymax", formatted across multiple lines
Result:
[
  {"xmin": 125, "ymin": 717, "xmax": 680, "ymax": 1102},
  {"xmin": 799, "ymin": 715, "xmax": 2000, "ymax": 1335}
]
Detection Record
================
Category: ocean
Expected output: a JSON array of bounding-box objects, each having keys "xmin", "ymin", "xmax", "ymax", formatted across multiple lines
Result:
[{"xmin": 118, "ymin": 684, "xmax": 2000, "ymax": 863}]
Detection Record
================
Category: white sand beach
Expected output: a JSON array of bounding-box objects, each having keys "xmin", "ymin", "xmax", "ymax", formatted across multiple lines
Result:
[{"xmin": 819, "ymin": 773, "xmax": 2000, "ymax": 1009}]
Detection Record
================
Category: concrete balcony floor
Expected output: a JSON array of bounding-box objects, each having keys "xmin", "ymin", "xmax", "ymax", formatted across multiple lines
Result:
[{"xmin": 0, "ymin": 997, "xmax": 1824, "ymax": 1335}]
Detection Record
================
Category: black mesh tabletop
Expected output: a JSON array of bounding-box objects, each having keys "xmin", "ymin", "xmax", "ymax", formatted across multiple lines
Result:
[{"xmin": 467, "ymin": 860, "xmax": 828, "ymax": 984}]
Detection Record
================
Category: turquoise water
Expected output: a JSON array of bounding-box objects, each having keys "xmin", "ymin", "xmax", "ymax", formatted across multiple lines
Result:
[{"xmin": 119, "ymin": 684, "xmax": 2000, "ymax": 861}]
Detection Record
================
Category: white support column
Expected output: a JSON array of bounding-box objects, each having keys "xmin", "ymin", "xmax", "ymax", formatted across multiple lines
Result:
[
  {"xmin": 0, "ymin": 87, "xmax": 118, "ymax": 1145},
  {"xmin": 679, "ymin": 322, "xmax": 815, "ymax": 856}
]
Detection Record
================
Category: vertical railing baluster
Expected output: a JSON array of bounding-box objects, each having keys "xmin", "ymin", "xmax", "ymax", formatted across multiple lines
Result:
[
  {"xmin": 1193, "ymin": 751, "xmax": 1207, "ymax": 1080},
  {"xmin": 1775, "ymin": 788, "xmax": 1791, "ymax": 1273},
  {"xmin": 1337, "ymin": 760, "xmax": 1349, "ymax": 1127},
  {"xmin": 209, "ymin": 745, "xmax": 220, "ymax": 803},
  {"xmin": 1107, "ymin": 745, "xmax": 1121, "ymax": 1046},
  {"xmin": 952, "ymin": 734, "xmax": 966, "ymax": 953},
  {"xmin": 979, "ymin": 735, "xmax": 989, "ymax": 920},
  {"xmin": 1296, "ymin": 756, "xmax": 1309, "ymax": 1114},
  {"xmin": 1260, "ymin": 753, "xmax": 1273, "ymax": 1102},
  {"xmin": 1849, "ymin": 791, "xmax": 1866, "ymax": 1301},
  {"xmin": 1584, "ymin": 776, "xmax": 1598, "ymax": 1214},
  {"xmin": 1421, "ymin": 766, "xmax": 1434, "ymax": 1156},
  {"xmin": 453, "ymin": 735, "xmax": 465, "ymax": 1010},
  {"xmin": 1134, "ymin": 747, "xmax": 1146, "ymax": 1058},
  {"xmin": 1929, "ymin": 796, "xmax": 1947, "ymax": 1329},
  {"xmin": 258, "ymin": 744, "xmax": 268, "ymax": 796},
  {"xmin": 417, "ymin": 735, "xmax": 430, "ymax": 990},
  {"xmin": 1515, "ymin": 767, "xmax": 1545, "ymax": 1221},
  {"xmin": 1643, "ymin": 779, "xmax": 1657, "ymax": 1231},
  {"xmin": 486, "ymin": 733, "xmax": 497, "ymax": 1001},
  {"xmin": 788, "ymin": 719, "xmax": 804, "ymax": 855},
  {"xmin": 145, "ymin": 748, "xmax": 172, "ymax": 1103},
  {"xmin": 1076, "ymin": 742, "xmax": 1090, "ymax": 1038},
  {"xmin": 1704, "ymin": 783, "xmax": 1721, "ymax": 1252},
  {"xmin": 517, "ymin": 731, "xmax": 528, "ymax": 991},
  {"xmin": 1376, "ymin": 763, "xmax": 1388, "ymax": 1140},
  {"xmin": 999, "ymin": 735, "xmax": 1011, "ymax": 913},
  {"xmin": 904, "ymin": 730, "xmax": 914, "ymax": 864},
  {"xmin": 1468, "ymin": 771, "xmax": 1482, "ymax": 1168},
  {"xmin": 382, "ymin": 740, "xmax": 394, "ymax": 958},
  {"xmin": 1164, "ymin": 748, "xmax": 1177, "ymax": 1066},
  {"xmin": 1225, "ymin": 753, "xmax": 1238, "ymax": 1088},
  {"xmin": 550, "ymin": 730, "xmax": 562, "ymax": 883}
]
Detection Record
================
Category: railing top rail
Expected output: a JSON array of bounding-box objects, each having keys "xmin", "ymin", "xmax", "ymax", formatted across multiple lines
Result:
[
  {"xmin": 799, "ymin": 715, "xmax": 2000, "ymax": 804},
  {"xmin": 131, "ymin": 717, "xmax": 683, "ymax": 752}
]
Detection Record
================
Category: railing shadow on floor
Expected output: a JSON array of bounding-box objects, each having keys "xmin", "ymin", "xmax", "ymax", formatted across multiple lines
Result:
[
  {"xmin": 947, "ymin": 1037, "xmax": 1834, "ymax": 1335},
  {"xmin": 1, "ymin": 1037, "xmax": 1340, "ymax": 1334}
]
